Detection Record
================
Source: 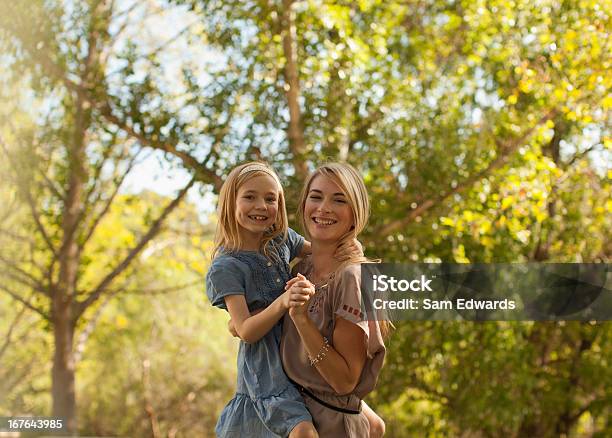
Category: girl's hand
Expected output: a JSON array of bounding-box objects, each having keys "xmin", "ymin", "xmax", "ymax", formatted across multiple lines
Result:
[
  {"xmin": 282, "ymin": 273, "xmax": 315, "ymax": 309},
  {"xmin": 334, "ymin": 237, "xmax": 364, "ymax": 261},
  {"xmin": 286, "ymin": 273, "xmax": 314, "ymax": 319},
  {"xmin": 227, "ymin": 308, "xmax": 263, "ymax": 338},
  {"xmin": 228, "ymin": 319, "xmax": 239, "ymax": 337},
  {"xmin": 284, "ymin": 274, "xmax": 302, "ymax": 291}
]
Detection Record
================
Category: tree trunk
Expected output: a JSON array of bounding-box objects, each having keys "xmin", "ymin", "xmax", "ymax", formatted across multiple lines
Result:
[
  {"xmin": 52, "ymin": 299, "xmax": 77, "ymax": 434},
  {"xmin": 281, "ymin": 0, "xmax": 308, "ymax": 182},
  {"xmin": 323, "ymin": 30, "xmax": 352, "ymax": 161},
  {"xmin": 533, "ymin": 118, "xmax": 566, "ymax": 261},
  {"xmin": 52, "ymin": 77, "xmax": 89, "ymax": 433}
]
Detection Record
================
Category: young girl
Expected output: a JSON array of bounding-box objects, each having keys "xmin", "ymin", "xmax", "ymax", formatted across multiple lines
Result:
[{"xmin": 206, "ymin": 162, "xmax": 355, "ymax": 437}]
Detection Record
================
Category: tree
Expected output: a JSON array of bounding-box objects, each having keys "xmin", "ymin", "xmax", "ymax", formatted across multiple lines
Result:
[
  {"xmin": 0, "ymin": 1, "xmax": 208, "ymax": 431},
  {"xmin": 1, "ymin": 0, "xmax": 609, "ymax": 435}
]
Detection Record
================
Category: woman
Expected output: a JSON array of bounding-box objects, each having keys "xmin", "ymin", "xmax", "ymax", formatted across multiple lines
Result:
[{"xmin": 281, "ymin": 163, "xmax": 388, "ymax": 437}]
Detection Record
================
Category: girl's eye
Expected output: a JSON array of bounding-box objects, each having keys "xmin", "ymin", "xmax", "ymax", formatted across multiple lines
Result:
[
  {"xmin": 335, "ymin": 199, "xmax": 347, "ymax": 204},
  {"xmin": 266, "ymin": 198, "xmax": 277, "ymax": 203},
  {"xmin": 309, "ymin": 195, "xmax": 321, "ymax": 200},
  {"xmin": 243, "ymin": 195, "xmax": 254, "ymax": 200}
]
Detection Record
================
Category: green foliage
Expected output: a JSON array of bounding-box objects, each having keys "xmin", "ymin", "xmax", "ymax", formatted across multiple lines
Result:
[
  {"xmin": 0, "ymin": 0, "xmax": 610, "ymax": 436},
  {"xmin": 0, "ymin": 188, "xmax": 235, "ymax": 436},
  {"xmin": 77, "ymin": 275, "xmax": 236, "ymax": 437},
  {"xmin": 372, "ymin": 321, "xmax": 611, "ymax": 437}
]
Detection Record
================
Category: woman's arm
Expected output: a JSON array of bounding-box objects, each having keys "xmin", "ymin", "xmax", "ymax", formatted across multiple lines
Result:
[
  {"xmin": 290, "ymin": 308, "xmax": 367, "ymax": 395},
  {"xmin": 225, "ymin": 280, "xmax": 314, "ymax": 344}
]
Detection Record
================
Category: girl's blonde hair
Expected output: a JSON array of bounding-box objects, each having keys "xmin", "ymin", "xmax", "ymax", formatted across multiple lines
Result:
[
  {"xmin": 212, "ymin": 161, "xmax": 288, "ymax": 260},
  {"xmin": 297, "ymin": 162, "xmax": 392, "ymax": 338}
]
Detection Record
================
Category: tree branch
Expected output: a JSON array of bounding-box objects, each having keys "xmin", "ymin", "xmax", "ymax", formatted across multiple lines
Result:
[
  {"xmin": 81, "ymin": 140, "xmax": 121, "ymax": 217},
  {"xmin": 26, "ymin": 186, "xmax": 60, "ymax": 259},
  {"xmin": 10, "ymin": 31, "xmax": 223, "ymax": 191},
  {"xmin": 75, "ymin": 177, "xmax": 196, "ymax": 319},
  {"xmin": 0, "ymin": 304, "xmax": 28, "ymax": 361},
  {"xmin": 126, "ymin": 279, "xmax": 202, "ymax": 296},
  {"xmin": 0, "ymin": 284, "xmax": 50, "ymax": 320},
  {"xmin": 79, "ymin": 146, "xmax": 144, "ymax": 250},
  {"xmin": 378, "ymin": 109, "xmax": 558, "ymax": 236},
  {"xmin": 39, "ymin": 166, "xmax": 64, "ymax": 200},
  {"xmin": 564, "ymin": 142, "xmax": 602, "ymax": 168},
  {"xmin": 0, "ymin": 228, "xmax": 34, "ymax": 245},
  {"xmin": 96, "ymin": 103, "xmax": 223, "ymax": 190},
  {"xmin": 0, "ymin": 254, "xmax": 49, "ymax": 296},
  {"xmin": 0, "ymin": 135, "xmax": 60, "ymax": 260},
  {"xmin": 73, "ymin": 289, "xmax": 118, "ymax": 364}
]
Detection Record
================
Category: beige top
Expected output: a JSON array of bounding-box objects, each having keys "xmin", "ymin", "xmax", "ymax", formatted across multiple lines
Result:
[{"xmin": 281, "ymin": 258, "xmax": 386, "ymax": 436}]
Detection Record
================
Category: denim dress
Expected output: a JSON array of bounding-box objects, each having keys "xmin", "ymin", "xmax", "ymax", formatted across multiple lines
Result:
[{"xmin": 206, "ymin": 228, "xmax": 312, "ymax": 437}]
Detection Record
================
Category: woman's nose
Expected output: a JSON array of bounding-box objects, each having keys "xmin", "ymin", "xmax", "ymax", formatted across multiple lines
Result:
[{"xmin": 318, "ymin": 199, "xmax": 332, "ymax": 213}]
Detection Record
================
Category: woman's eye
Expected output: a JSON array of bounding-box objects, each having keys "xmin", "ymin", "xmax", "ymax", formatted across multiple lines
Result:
[
  {"xmin": 243, "ymin": 195, "xmax": 254, "ymax": 200},
  {"xmin": 309, "ymin": 195, "xmax": 321, "ymax": 200},
  {"xmin": 266, "ymin": 198, "xmax": 277, "ymax": 203}
]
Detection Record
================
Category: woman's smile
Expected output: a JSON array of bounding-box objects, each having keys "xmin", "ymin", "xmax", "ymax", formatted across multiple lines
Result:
[
  {"xmin": 311, "ymin": 216, "xmax": 338, "ymax": 226},
  {"xmin": 305, "ymin": 175, "xmax": 353, "ymax": 241}
]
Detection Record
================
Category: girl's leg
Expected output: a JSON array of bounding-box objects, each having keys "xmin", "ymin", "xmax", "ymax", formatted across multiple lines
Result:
[
  {"xmin": 289, "ymin": 421, "xmax": 318, "ymax": 438},
  {"xmin": 362, "ymin": 401, "xmax": 385, "ymax": 438}
]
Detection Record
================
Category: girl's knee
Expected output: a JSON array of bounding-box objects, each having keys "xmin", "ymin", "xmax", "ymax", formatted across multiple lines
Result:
[
  {"xmin": 289, "ymin": 421, "xmax": 318, "ymax": 438},
  {"xmin": 369, "ymin": 415, "xmax": 386, "ymax": 438}
]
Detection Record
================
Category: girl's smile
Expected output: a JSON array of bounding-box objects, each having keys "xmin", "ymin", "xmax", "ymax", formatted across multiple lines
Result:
[{"xmin": 235, "ymin": 174, "xmax": 279, "ymax": 241}]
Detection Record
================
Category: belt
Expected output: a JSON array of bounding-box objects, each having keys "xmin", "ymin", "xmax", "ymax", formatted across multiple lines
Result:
[{"xmin": 288, "ymin": 377, "xmax": 362, "ymax": 415}]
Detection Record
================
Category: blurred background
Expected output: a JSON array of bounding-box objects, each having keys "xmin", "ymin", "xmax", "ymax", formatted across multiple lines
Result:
[{"xmin": 0, "ymin": 0, "xmax": 610, "ymax": 436}]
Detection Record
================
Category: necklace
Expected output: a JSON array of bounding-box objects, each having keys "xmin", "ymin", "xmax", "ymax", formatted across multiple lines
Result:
[
  {"xmin": 310, "ymin": 268, "xmax": 336, "ymax": 288},
  {"xmin": 308, "ymin": 271, "xmax": 334, "ymax": 314}
]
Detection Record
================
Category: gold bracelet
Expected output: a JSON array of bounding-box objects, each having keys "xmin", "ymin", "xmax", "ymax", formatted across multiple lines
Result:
[{"xmin": 309, "ymin": 337, "xmax": 330, "ymax": 366}]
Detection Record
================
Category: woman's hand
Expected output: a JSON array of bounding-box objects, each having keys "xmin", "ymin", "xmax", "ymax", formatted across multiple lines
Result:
[{"xmin": 333, "ymin": 237, "xmax": 364, "ymax": 261}]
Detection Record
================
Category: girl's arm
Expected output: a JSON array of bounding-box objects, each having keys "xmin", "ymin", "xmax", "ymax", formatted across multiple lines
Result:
[
  {"xmin": 298, "ymin": 240, "xmax": 312, "ymax": 258},
  {"xmin": 228, "ymin": 309, "xmax": 262, "ymax": 337},
  {"xmin": 297, "ymin": 239, "xmax": 363, "ymax": 260},
  {"xmin": 225, "ymin": 279, "xmax": 314, "ymax": 344},
  {"xmin": 287, "ymin": 274, "xmax": 367, "ymax": 395}
]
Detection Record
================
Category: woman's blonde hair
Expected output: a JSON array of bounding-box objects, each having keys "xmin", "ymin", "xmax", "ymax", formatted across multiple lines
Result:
[
  {"xmin": 297, "ymin": 162, "xmax": 392, "ymax": 338},
  {"xmin": 212, "ymin": 161, "xmax": 288, "ymax": 260}
]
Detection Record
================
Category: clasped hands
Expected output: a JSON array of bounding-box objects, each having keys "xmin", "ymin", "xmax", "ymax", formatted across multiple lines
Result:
[
  {"xmin": 227, "ymin": 273, "xmax": 315, "ymax": 337},
  {"xmin": 284, "ymin": 273, "xmax": 315, "ymax": 318},
  {"xmin": 227, "ymin": 238, "xmax": 363, "ymax": 337}
]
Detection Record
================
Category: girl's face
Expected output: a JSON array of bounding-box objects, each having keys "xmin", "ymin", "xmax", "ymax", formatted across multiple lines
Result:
[
  {"xmin": 304, "ymin": 175, "xmax": 354, "ymax": 243},
  {"xmin": 235, "ymin": 174, "xmax": 279, "ymax": 238}
]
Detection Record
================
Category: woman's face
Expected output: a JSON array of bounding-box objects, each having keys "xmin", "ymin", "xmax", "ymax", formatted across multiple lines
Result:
[{"xmin": 304, "ymin": 175, "xmax": 354, "ymax": 243}]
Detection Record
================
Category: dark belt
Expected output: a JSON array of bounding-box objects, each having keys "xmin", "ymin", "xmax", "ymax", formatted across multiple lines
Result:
[{"xmin": 288, "ymin": 377, "xmax": 361, "ymax": 415}]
